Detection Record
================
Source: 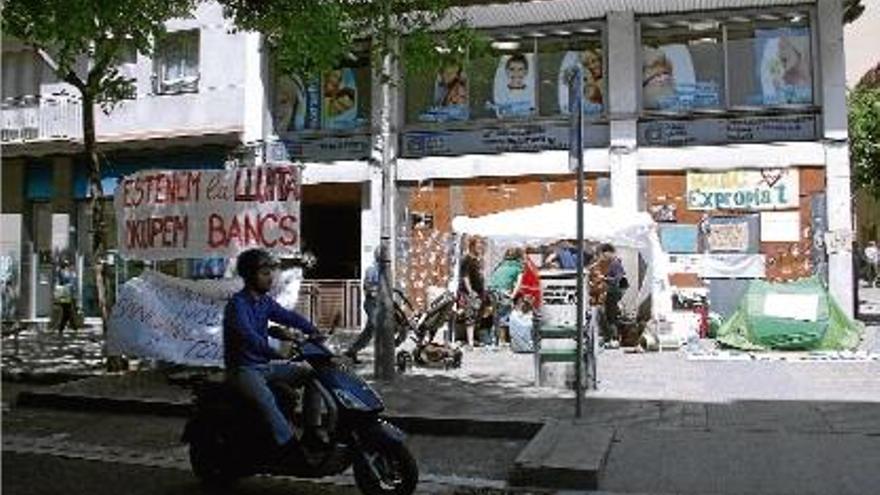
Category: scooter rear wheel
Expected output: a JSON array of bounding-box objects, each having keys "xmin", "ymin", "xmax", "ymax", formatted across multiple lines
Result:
[{"xmin": 353, "ymin": 441, "xmax": 418, "ymax": 495}]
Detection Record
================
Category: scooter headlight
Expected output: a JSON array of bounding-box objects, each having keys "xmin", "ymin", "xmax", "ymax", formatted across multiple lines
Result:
[{"xmin": 334, "ymin": 389, "xmax": 371, "ymax": 411}]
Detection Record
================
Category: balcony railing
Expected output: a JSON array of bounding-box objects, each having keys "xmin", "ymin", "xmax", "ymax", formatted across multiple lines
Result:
[{"xmin": 1, "ymin": 94, "xmax": 82, "ymax": 144}]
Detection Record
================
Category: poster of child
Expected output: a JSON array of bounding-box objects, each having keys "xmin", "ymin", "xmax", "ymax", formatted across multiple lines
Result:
[
  {"xmin": 492, "ymin": 53, "xmax": 536, "ymax": 118},
  {"xmin": 273, "ymin": 75, "xmax": 306, "ymax": 133},
  {"xmin": 757, "ymin": 28, "xmax": 812, "ymax": 105},
  {"xmin": 642, "ymin": 45, "xmax": 697, "ymax": 110},
  {"xmin": 322, "ymin": 68, "xmax": 359, "ymax": 130},
  {"xmin": 419, "ymin": 62, "xmax": 470, "ymax": 122},
  {"xmin": 558, "ymin": 48, "xmax": 604, "ymax": 115}
]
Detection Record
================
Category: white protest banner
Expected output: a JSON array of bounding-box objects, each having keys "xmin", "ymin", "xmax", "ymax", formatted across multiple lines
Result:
[
  {"xmin": 686, "ymin": 168, "xmax": 799, "ymax": 211},
  {"xmin": 107, "ymin": 270, "xmax": 303, "ymax": 366},
  {"xmin": 114, "ymin": 164, "xmax": 301, "ymax": 260}
]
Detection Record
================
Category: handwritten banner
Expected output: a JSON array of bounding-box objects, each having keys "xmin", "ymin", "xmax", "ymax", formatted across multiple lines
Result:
[
  {"xmin": 687, "ymin": 168, "xmax": 799, "ymax": 211},
  {"xmin": 107, "ymin": 270, "xmax": 302, "ymax": 366},
  {"xmin": 114, "ymin": 164, "xmax": 301, "ymax": 260}
]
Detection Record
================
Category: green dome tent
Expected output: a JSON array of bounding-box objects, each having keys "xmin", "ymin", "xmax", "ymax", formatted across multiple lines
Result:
[{"xmin": 716, "ymin": 277, "xmax": 863, "ymax": 351}]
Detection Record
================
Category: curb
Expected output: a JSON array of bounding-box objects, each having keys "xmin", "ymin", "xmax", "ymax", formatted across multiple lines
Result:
[
  {"xmin": 15, "ymin": 389, "xmax": 544, "ymax": 439},
  {"xmin": 2, "ymin": 371, "xmax": 104, "ymax": 386}
]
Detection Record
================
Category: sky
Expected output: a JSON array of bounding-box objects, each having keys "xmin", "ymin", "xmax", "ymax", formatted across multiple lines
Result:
[{"xmin": 844, "ymin": 0, "xmax": 880, "ymax": 87}]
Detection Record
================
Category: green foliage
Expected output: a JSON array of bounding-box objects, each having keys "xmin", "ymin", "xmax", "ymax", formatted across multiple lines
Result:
[
  {"xmin": 2, "ymin": 0, "xmax": 196, "ymax": 110},
  {"xmin": 220, "ymin": 0, "xmax": 485, "ymax": 81},
  {"xmin": 849, "ymin": 87, "xmax": 880, "ymax": 200}
]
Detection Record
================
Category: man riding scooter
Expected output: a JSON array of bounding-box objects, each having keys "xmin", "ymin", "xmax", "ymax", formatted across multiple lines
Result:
[{"xmin": 223, "ymin": 248, "xmax": 325, "ymax": 463}]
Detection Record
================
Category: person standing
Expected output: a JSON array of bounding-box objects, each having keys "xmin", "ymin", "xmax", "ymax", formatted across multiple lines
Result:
[
  {"xmin": 865, "ymin": 241, "xmax": 879, "ymax": 287},
  {"xmin": 345, "ymin": 248, "xmax": 381, "ymax": 364},
  {"xmin": 53, "ymin": 259, "xmax": 78, "ymax": 335},
  {"xmin": 488, "ymin": 248, "xmax": 525, "ymax": 346},
  {"xmin": 602, "ymin": 244, "xmax": 628, "ymax": 348},
  {"xmin": 458, "ymin": 236, "xmax": 486, "ymax": 348}
]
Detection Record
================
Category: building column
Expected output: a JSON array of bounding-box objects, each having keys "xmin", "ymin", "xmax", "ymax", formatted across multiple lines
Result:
[
  {"xmin": 242, "ymin": 31, "xmax": 266, "ymax": 165},
  {"xmin": 818, "ymin": 0, "xmax": 854, "ymax": 317},
  {"xmin": 607, "ymin": 11, "xmax": 640, "ymax": 212}
]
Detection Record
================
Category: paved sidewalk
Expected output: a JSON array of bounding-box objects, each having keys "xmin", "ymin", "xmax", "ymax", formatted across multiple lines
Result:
[{"xmin": 5, "ymin": 284, "xmax": 880, "ymax": 493}]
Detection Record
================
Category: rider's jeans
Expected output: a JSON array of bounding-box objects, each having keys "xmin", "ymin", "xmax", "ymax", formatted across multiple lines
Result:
[{"xmin": 228, "ymin": 362, "xmax": 321, "ymax": 446}]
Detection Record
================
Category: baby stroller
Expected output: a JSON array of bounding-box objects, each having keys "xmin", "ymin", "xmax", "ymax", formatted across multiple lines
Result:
[{"xmin": 394, "ymin": 289, "xmax": 462, "ymax": 373}]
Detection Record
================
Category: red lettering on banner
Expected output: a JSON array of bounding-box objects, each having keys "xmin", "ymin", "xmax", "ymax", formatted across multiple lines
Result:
[
  {"xmin": 233, "ymin": 167, "xmax": 300, "ymax": 203},
  {"xmin": 208, "ymin": 214, "xmax": 226, "ymax": 248},
  {"xmin": 121, "ymin": 171, "xmax": 203, "ymax": 207},
  {"xmin": 205, "ymin": 212, "xmax": 299, "ymax": 249},
  {"xmin": 258, "ymin": 214, "xmax": 279, "ymax": 247},
  {"xmin": 279, "ymin": 215, "xmax": 298, "ymax": 246},
  {"xmin": 125, "ymin": 215, "xmax": 189, "ymax": 249}
]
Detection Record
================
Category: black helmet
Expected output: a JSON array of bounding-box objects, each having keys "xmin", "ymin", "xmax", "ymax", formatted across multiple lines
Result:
[{"xmin": 236, "ymin": 248, "xmax": 278, "ymax": 282}]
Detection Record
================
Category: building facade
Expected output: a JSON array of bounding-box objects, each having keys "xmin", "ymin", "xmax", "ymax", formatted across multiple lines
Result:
[
  {"xmin": 266, "ymin": 0, "xmax": 853, "ymax": 318},
  {"xmin": 1, "ymin": 0, "xmax": 856, "ymax": 326},
  {"xmin": 1, "ymin": 2, "xmax": 266, "ymax": 321}
]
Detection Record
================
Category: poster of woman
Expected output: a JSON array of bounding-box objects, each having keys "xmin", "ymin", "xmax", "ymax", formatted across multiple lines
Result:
[
  {"xmin": 492, "ymin": 53, "xmax": 536, "ymax": 118},
  {"xmin": 273, "ymin": 75, "xmax": 306, "ymax": 133},
  {"xmin": 322, "ymin": 68, "xmax": 360, "ymax": 130},
  {"xmin": 419, "ymin": 62, "xmax": 470, "ymax": 122},
  {"xmin": 756, "ymin": 28, "xmax": 812, "ymax": 105},
  {"xmin": 558, "ymin": 48, "xmax": 604, "ymax": 116},
  {"xmin": 642, "ymin": 45, "xmax": 697, "ymax": 111}
]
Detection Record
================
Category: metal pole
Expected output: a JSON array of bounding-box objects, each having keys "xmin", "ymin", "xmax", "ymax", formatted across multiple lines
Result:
[{"xmin": 570, "ymin": 66, "xmax": 585, "ymax": 418}]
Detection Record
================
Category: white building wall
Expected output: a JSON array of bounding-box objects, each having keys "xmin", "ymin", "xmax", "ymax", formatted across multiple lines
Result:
[{"xmin": 96, "ymin": 2, "xmax": 247, "ymax": 142}]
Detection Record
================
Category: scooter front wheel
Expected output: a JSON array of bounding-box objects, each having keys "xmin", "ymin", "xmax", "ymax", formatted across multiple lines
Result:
[
  {"xmin": 189, "ymin": 434, "xmax": 235, "ymax": 485},
  {"xmin": 353, "ymin": 441, "xmax": 418, "ymax": 495}
]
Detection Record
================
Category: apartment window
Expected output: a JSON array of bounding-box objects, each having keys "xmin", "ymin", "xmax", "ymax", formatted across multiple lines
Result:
[
  {"xmin": 116, "ymin": 41, "xmax": 138, "ymax": 99},
  {"xmin": 404, "ymin": 25, "xmax": 604, "ymax": 125},
  {"xmin": 154, "ymin": 30, "xmax": 199, "ymax": 94},
  {"xmin": 641, "ymin": 20, "xmax": 724, "ymax": 113},
  {"xmin": 639, "ymin": 9, "xmax": 814, "ymax": 114}
]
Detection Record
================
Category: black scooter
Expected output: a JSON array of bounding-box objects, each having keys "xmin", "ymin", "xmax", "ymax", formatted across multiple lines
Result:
[{"xmin": 181, "ymin": 334, "xmax": 419, "ymax": 495}]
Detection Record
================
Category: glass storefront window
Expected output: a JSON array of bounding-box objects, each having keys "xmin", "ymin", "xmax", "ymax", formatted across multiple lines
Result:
[
  {"xmin": 272, "ymin": 56, "xmax": 371, "ymax": 133},
  {"xmin": 404, "ymin": 27, "xmax": 604, "ymax": 125},
  {"xmin": 641, "ymin": 20, "xmax": 725, "ymax": 113},
  {"xmin": 537, "ymin": 35, "xmax": 604, "ymax": 118},
  {"xmin": 727, "ymin": 13, "xmax": 813, "ymax": 107}
]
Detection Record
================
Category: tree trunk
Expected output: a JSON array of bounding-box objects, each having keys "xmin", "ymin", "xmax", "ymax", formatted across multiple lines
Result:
[{"xmin": 81, "ymin": 90, "xmax": 126, "ymax": 372}]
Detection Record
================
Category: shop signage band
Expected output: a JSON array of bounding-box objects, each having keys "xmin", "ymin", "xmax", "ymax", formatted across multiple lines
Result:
[
  {"xmin": 686, "ymin": 168, "xmax": 799, "ymax": 211},
  {"xmin": 114, "ymin": 164, "xmax": 302, "ymax": 260}
]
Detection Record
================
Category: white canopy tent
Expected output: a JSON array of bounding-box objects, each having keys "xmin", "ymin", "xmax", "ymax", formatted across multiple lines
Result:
[{"xmin": 451, "ymin": 200, "xmax": 672, "ymax": 320}]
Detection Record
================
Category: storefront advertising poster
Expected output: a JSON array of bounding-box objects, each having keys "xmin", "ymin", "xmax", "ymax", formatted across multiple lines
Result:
[
  {"xmin": 642, "ymin": 44, "xmax": 720, "ymax": 111},
  {"xmin": 760, "ymin": 211, "xmax": 801, "ymax": 242},
  {"xmin": 419, "ymin": 62, "xmax": 470, "ymax": 123},
  {"xmin": 273, "ymin": 74, "xmax": 308, "ymax": 132},
  {"xmin": 558, "ymin": 49, "xmax": 604, "ymax": 116},
  {"xmin": 687, "ymin": 169, "xmax": 799, "ymax": 211},
  {"xmin": 322, "ymin": 68, "xmax": 360, "ymax": 130},
  {"xmin": 114, "ymin": 164, "xmax": 301, "ymax": 261},
  {"xmin": 755, "ymin": 28, "xmax": 813, "ymax": 106},
  {"xmin": 492, "ymin": 53, "xmax": 536, "ymax": 118}
]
